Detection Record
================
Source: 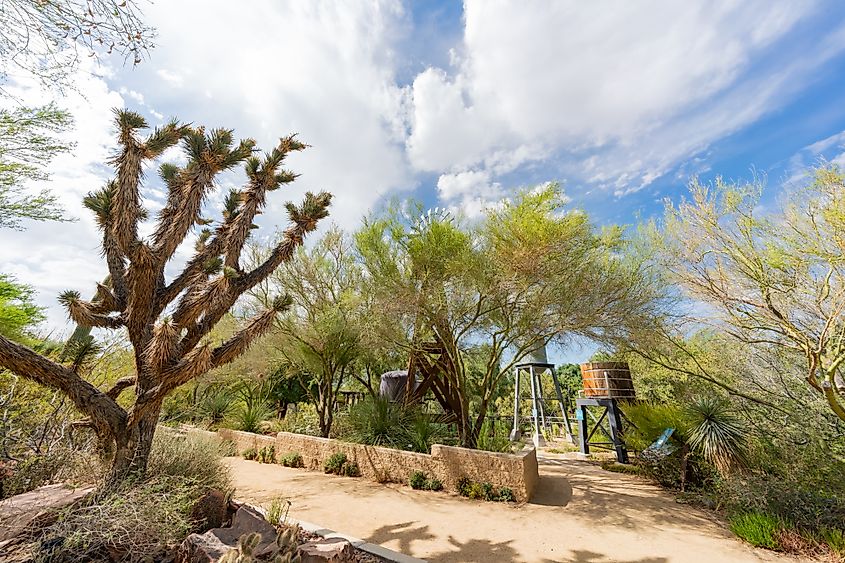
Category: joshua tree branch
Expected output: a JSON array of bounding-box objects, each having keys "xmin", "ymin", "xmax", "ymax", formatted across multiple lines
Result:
[{"xmin": 0, "ymin": 335, "xmax": 127, "ymax": 436}]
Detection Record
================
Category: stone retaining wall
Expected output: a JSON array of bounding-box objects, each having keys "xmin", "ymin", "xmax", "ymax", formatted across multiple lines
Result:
[{"xmin": 214, "ymin": 428, "xmax": 538, "ymax": 502}]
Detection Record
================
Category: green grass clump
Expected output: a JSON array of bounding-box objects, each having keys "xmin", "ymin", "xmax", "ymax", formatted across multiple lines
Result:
[
  {"xmin": 280, "ymin": 452, "xmax": 304, "ymax": 468},
  {"xmin": 729, "ymin": 512, "xmax": 782, "ymax": 549},
  {"xmin": 242, "ymin": 447, "xmax": 257, "ymax": 461},
  {"xmin": 456, "ymin": 476, "xmax": 516, "ymax": 502}
]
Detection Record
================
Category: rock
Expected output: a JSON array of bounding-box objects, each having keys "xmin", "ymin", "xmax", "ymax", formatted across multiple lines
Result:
[
  {"xmin": 190, "ymin": 489, "xmax": 227, "ymax": 531},
  {"xmin": 297, "ymin": 538, "xmax": 356, "ymax": 563},
  {"xmin": 178, "ymin": 505, "xmax": 279, "ymax": 563},
  {"xmin": 0, "ymin": 484, "xmax": 93, "ymax": 543}
]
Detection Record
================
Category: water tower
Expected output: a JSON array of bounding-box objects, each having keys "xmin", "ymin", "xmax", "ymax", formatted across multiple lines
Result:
[{"xmin": 508, "ymin": 343, "xmax": 574, "ymax": 448}]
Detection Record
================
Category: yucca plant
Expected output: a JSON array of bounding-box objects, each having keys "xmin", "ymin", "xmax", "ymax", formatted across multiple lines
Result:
[
  {"xmin": 345, "ymin": 395, "xmax": 411, "ymax": 448},
  {"xmin": 232, "ymin": 382, "xmax": 272, "ymax": 434},
  {"xmin": 685, "ymin": 396, "xmax": 747, "ymax": 475},
  {"xmin": 197, "ymin": 385, "xmax": 234, "ymax": 427},
  {"xmin": 0, "ymin": 110, "xmax": 332, "ymax": 485}
]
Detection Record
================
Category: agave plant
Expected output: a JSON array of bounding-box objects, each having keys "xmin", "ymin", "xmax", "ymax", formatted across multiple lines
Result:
[{"xmin": 685, "ymin": 396, "xmax": 747, "ymax": 474}]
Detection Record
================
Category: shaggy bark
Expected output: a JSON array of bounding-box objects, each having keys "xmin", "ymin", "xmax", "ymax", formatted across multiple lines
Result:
[{"xmin": 0, "ymin": 111, "xmax": 331, "ymax": 485}]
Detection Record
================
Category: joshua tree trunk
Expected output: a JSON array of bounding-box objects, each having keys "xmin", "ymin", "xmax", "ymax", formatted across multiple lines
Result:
[{"xmin": 0, "ymin": 110, "xmax": 332, "ymax": 485}]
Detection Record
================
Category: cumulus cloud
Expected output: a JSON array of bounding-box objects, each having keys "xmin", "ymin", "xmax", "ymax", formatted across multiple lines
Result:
[{"xmin": 408, "ymin": 0, "xmax": 844, "ymax": 205}]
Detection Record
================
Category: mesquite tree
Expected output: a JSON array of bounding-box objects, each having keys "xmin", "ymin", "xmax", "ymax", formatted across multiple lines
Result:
[{"xmin": 0, "ymin": 110, "xmax": 331, "ymax": 483}]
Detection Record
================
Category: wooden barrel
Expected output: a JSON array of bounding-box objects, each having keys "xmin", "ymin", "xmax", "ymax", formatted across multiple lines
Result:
[{"xmin": 580, "ymin": 362, "xmax": 636, "ymax": 399}]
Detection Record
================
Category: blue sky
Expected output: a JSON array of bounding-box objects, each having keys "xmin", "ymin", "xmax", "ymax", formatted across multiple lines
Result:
[{"xmin": 5, "ymin": 1, "xmax": 845, "ymax": 363}]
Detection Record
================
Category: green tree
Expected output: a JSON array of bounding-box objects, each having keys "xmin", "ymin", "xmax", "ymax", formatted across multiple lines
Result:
[
  {"xmin": 0, "ymin": 104, "xmax": 74, "ymax": 229},
  {"xmin": 357, "ymin": 184, "xmax": 664, "ymax": 446},
  {"xmin": 0, "ymin": 274, "xmax": 45, "ymax": 341},
  {"xmin": 653, "ymin": 168, "xmax": 845, "ymax": 421},
  {"xmin": 0, "ymin": 111, "xmax": 332, "ymax": 484},
  {"xmin": 256, "ymin": 227, "xmax": 362, "ymax": 437},
  {"xmin": 0, "ymin": 0, "xmax": 154, "ymax": 91}
]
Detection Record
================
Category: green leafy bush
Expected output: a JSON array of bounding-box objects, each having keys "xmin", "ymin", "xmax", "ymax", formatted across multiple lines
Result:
[
  {"xmin": 409, "ymin": 470, "xmax": 427, "ymax": 490},
  {"xmin": 497, "ymin": 487, "xmax": 516, "ymax": 502},
  {"xmin": 256, "ymin": 445, "xmax": 276, "ymax": 464},
  {"xmin": 467, "ymin": 482, "xmax": 485, "ymax": 500},
  {"xmin": 324, "ymin": 452, "xmax": 348, "ymax": 475},
  {"xmin": 456, "ymin": 476, "xmax": 472, "ymax": 497},
  {"xmin": 475, "ymin": 419, "xmax": 512, "ymax": 453},
  {"xmin": 481, "ymin": 482, "xmax": 496, "ymax": 501},
  {"xmin": 341, "ymin": 461, "xmax": 361, "ymax": 477},
  {"xmin": 242, "ymin": 448, "xmax": 257, "ymax": 461},
  {"xmin": 280, "ymin": 452, "xmax": 304, "ymax": 468},
  {"xmin": 729, "ymin": 512, "xmax": 782, "ymax": 549},
  {"xmin": 425, "ymin": 478, "xmax": 443, "ymax": 491}
]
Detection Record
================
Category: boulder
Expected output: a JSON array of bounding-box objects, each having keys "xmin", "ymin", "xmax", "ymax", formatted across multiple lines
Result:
[
  {"xmin": 0, "ymin": 484, "xmax": 93, "ymax": 543},
  {"xmin": 190, "ymin": 489, "xmax": 228, "ymax": 531},
  {"xmin": 297, "ymin": 537, "xmax": 356, "ymax": 563},
  {"xmin": 178, "ymin": 505, "xmax": 279, "ymax": 563}
]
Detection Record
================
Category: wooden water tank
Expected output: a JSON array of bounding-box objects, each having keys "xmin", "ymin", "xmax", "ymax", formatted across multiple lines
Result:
[{"xmin": 580, "ymin": 362, "xmax": 636, "ymax": 399}]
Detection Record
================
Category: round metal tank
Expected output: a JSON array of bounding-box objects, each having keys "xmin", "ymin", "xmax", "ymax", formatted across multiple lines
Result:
[{"xmin": 580, "ymin": 362, "xmax": 636, "ymax": 399}]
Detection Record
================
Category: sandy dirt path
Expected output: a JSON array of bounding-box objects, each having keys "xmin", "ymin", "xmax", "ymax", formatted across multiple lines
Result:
[{"xmin": 224, "ymin": 455, "xmax": 796, "ymax": 563}]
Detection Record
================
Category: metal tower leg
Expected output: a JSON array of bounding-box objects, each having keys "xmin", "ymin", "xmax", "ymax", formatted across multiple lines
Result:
[
  {"xmin": 528, "ymin": 366, "xmax": 545, "ymax": 447},
  {"xmin": 551, "ymin": 369, "xmax": 575, "ymax": 443},
  {"xmin": 607, "ymin": 399, "xmax": 629, "ymax": 463},
  {"xmin": 509, "ymin": 367, "xmax": 522, "ymax": 441}
]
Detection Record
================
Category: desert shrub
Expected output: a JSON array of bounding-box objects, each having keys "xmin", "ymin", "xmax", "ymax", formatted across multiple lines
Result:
[
  {"xmin": 324, "ymin": 452, "xmax": 347, "ymax": 475},
  {"xmin": 34, "ymin": 476, "xmax": 204, "ymax": 563},
  {"xmin": 729, "ymin": 512, "xmax": 782, "ymax": 550},
  {"xmin": 425, "ymin": 477, "xmax": 443, "ymax": 491},
  {"xmin": 230, "ymin": 383, "xmax": 272, "ymax": 434},
  {"xmin": 196, "ymin": 386, "xmax": 233, "ymax": 427},
  {"xmin": 242, "ymin": 448, "xmax": 257, "ymax": 461},
  {"xmin": 409, "ymin": 470, "xmax": 427, "ymax": 490},
  {"xmin": 256, "ymin": 445, "xmax": 276, "ymax": 464},
  {"xmin": 818, "ymin": 527, "xmax": 845, "ymax": 557},
  {"xmin": 480, "ymin": 482, "xmax": 496, "ymax": 501},
  {"xmin": 344, "ymin": 395, "xmax": 410, "ymax": 448},
  {"xmin": 467, "ymin": 482, "xmax": 485, "ymax": 500},
  {"xmin": 341, "ymin": 461, "xmax": 361, "ymax": 477},
  {"xmin": 280, "ymin": 452, "xmax": 304, "ymax": 468},
  {"xmin": 277, "ymin": 403, "xmax": 322, "ymax": 437},
  {"xmin": 405, "ymin": 412, "xmax": 448, "ymax": 453},
  {"xmin": 147, "ymin": 431, "xmax": 231, "ymax": 492},
  {"xmin": 456, "ymin": 476, "xmax": 472, "ymax": 497},
  {"xmin": 717, "ymin": 439, "xmax": 845, "ymax": 532},
  {"xmin": 475, "ymin": 419, "xmax": 512, "ymax": 453},
  {"xmin": 455, "ymin": 477, "xmax": 472, "ymax": 497},
  {"xmin": 497, "ymin": 487, "xmax": 516, "ymax": 502}
]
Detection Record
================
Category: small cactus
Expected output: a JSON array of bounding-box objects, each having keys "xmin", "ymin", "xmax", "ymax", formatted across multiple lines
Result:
[
  {"xmin": 218, "ymin": 527, "xmax": 302, "ymax": 563},
  {"xmin": 220, "ymin": 532, "xmax": 261, "ymax": 563}
]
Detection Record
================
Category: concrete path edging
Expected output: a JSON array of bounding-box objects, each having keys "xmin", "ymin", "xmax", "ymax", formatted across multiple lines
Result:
[{"xmin": 244, "ymin": 500, "xmax": 427, "ymax": 563}]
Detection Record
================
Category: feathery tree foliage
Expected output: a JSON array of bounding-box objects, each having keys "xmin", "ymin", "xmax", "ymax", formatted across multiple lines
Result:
[
  {"xmin": 0, "ymin": 0, "xmax": 154, "ymax": 91},
  {"xmin": 652, "ymin": 168, "xmax": 845, "ymax": 422},
  {"xmin": 0, "ymin": 274, "xmax": 44, "ymax": 342},
  {"xmin": 0, "ymin": 109, "xmax": 331, "ymax": 483},
  {"xmin": 357, "ymin": 184, "xmax": 664, "ymax": 447},
  {"xmin": 0, "ymin": 104, "xmax": 74, "ymax": 229},
  {"xmin": 258, "ymin": 227, "xmax": 364, "ymax": 438}
]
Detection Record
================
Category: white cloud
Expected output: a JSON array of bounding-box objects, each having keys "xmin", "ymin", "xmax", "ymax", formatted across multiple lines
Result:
[
  {"xmin": 408, "ymin": 0, "xmax": 840, "ymax": 201},
  {"xmin": 0, "ymin": 62, "xmax": 124, "ymax": 334}
]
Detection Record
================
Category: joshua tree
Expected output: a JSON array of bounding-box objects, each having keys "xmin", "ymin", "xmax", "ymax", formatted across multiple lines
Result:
[{"xmin": 0, "ymin": 110, "xmax": 331, "ymax": 484}]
